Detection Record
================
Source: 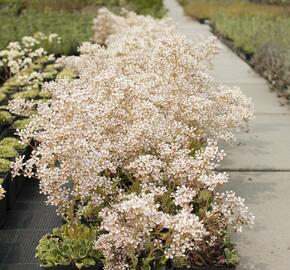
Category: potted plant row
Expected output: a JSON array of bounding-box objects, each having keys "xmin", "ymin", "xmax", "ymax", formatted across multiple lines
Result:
[
  {"xmin": 11, "ymin": 9, "xmax": 254, "ymax": 270},
  {"xmin": 0, "ymin": 33, "xmax": 72, "ymax": 228}
]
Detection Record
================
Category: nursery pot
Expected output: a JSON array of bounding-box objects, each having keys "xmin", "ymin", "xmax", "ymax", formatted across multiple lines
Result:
[
  {"xmin": 0, "ymin": 172, "xmax": 16, "ymax": 210},
  {"xmin": 14, "ymin": 175, "xmax": 25, "ymax": 195},
  {"xmin": 2, "ymin": 128, "xmax": 17, "ymax": 138},
  {"xmin": 43, "ymin": 263, "xmax": 103, "ymax": 270},
  {"xmin": 0, "ymin": 123, "xmax": 12, "ymax": 138},
  {"xmin": 0, "ymin": 193, "xmax": 7, "ymax": 228},
  {"xmin": 14, "ymin": 146, "xmax": 33, "ymax": 195},
  {"xmin": 5, "ymin": 173, "xmax": 16, "ymax": 209}
]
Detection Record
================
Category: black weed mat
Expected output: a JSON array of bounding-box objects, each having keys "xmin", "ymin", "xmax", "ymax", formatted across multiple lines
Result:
[{"xmin": 0, "ymin": 179, "xmax": 62, "ymax": 270}]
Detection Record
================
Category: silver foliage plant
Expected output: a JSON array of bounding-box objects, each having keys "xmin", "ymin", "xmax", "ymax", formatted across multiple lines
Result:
[{"xmin": 11, "ymin": 8, "xmax": 254, "ymax": 270}]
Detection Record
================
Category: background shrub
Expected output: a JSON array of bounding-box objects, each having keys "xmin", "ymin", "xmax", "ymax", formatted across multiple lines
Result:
[
  {"xmin": 180, "ymin": 0, "xmax": 290, "ymax": 95},
  {"xmin": 95, "ymin": 0, "xmax": 166, "ymax": 18}
]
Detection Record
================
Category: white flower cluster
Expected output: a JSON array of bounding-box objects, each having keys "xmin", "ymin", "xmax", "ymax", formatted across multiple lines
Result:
[
  {"xmin": 92, "ymin": 8, "xmax": 173, "ymax": 45},
  {"xmin": 13, "ymin": 9, "xmax": 254, "ymax": 269},
  {"xmin": 8, "ymin": 99, "xmax": 36, "ymax": 116},
  {"xmin": 0, "ymin": 32, "xmax": 59, "ymax": 76},
  {"xmin": 95, "ymin": 193, "xmax": 207, "ymax": 269},
  {"xmin": 0, "ymin": 185, "xmax": 5, "ymax": 200}
]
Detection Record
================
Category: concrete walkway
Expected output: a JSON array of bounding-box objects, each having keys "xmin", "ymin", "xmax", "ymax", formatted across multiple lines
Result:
[{"xmin": 164, "ymin": 1, "xmax": 290, "ymax": 269}]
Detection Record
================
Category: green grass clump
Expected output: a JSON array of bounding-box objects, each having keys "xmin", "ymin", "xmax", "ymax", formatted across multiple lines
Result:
[
  {"xmin": 38, "ymin": 90, "xmax": 52, "ymax": 99},
  {"xmin": 42, "ymin": 71, "xmax": 58, "ymax": 81},
  {"xmin": 44, "ymin": 63, "xmax": 64, "ymax": 73},
  {"xmin": 212, "ymin": 13, "xmax": 290, "ymax": 54},
  {"xmin": 0, "ymin": 137, "xmax": 27, "ymax": 151},
  {"xmin": 0, "ymin": 92, "xmax": 6, "ymax": 103},
  {"xmin": 0, "ymin": 145, "xmax": 18, "ymax": 159},
  {"xmin": 0, "ymin": 158, "xmax": 11, "ymax": 173},
  {"xmin": 12, "ymin": 88, "xmax": 39, "ymax": 100},
  {"xmin": 96, "ymin": 0, "xmax": 166, "ymax": 18},
  {"xmin": 181, "ymin": 0, "xmax": 287, "ymax": 21},
  {"xmin": 0, "ymin": 86, "xmax": 11, "ymax": 94},
  {"xmin": 0, "ymin": 110, "xmax": 14, "ymax": 126},
  {"xmin": 11, "ymin": 119, "xmax": 30, "ymax": 130},
  {"xmin": 57, "ymin": 68, "xmax": 78, "ymax": 80},
  {"xmin": 0, "ymin": 12, "xmax": 94, "ymax": 56}
]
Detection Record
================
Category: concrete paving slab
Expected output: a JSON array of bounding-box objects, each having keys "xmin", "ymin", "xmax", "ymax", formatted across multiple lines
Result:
[
  {"xmin": 213, "ymin": 70, "xmax": 266, "ymax": 84},
  {"xmin": 225, "ymin": 172, "xmax": 290, "ymax": 270},
  {"xmin": 212, "ymin": 59, "xmax": 266, "ymax": 84},
  {"xmin": 221, "ymin": 114, "xmax": 290, "ymax": 171}
]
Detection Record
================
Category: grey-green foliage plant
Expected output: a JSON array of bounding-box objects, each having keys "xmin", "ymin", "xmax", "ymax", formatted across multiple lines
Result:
[
  {"xmin": 0, "ymin": 145, "xmax": 19, "ymax": 159},
  {"xmin": 96, "ymin": 0, "xmax": 166, "ymax": 18},
  {"xmin": 0, "ymin": 110, "xmax": 14, "ymax": 125},
  {"xmin": 0, "ymin": 158, "xmax": 11, "ymax": 173},
  {"xmin": 252, "ymin": 42, "xmax": 290, "ymax": 94},
  {"xmin": 222, "ymin": 234, "xmax": 239, "ymax": 267},
  {"xmin": 0, "ymin": 137, "xmax": 27, "ymax": 151},
  {"xmin": 36, "ymin": 223, "xmax": 102, "ymax": 269}
]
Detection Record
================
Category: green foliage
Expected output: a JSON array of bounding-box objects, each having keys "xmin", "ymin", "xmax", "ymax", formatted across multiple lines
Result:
[
  {"xmin": 0, "ymin": 145, "xmax": 19, "ymax": 158},
  {"xmin": 0, "ymin": 158, "xmax": 11, "ymax": 173},
  {"xmin": 0, "ymin": 92, "xmax": 6, "ymax": 103},
  {"xmin": 57, "ymin": 67, "xmax": 78, "ymax": 80},
  {"xmin": 0, "ymin": 137, "xmax": 27, "ymax": 151},
  {"xmin": 0, "ymin": 110, "xmax": 14, "ymax": 125},
  {"xmin": 0, "ymin": 54, "xmax": 64, "ymax": 102},
  {"xmin": 0, "ymin": 0, "xmax": 24, "ymax": 15},
  {"xmin": 0, "ymin": 0, "xmax": 97, "ymax": 14},
  {"xmin": 36, "ymin": 223, "xmax": 101, "ymax": 269},
  {"xmin": 190, "ymin": 140, "xmax": 202, "ymax": 157},
  {"xmin": 42, "ymin": 70, "xmax": 58, "ymax": 81},
  {"xmin": 38, "ymin": 89, "xmax": 52, "ymax": 99},
  {"xmin": 12, "ymin": 88, "xmax": 39, "ymax": 100},
  {"xmin": 0, "ymin": 86, "xmax": 11, "ymax": 94},
  {"xmin": 129, "ymin": 240, "xmax": 169, "ymax": 270},
  {"xmin": 0, "ymin": 12, "xmax": 94, "ymax": 56},
  {"xmin": 212, "ymin": 13, "xmax": 290, "ymax": 53},
  {"xmin": 222, "ymin": 234, "xmax": 239, "ymax": 266},
  {"xmin": 11, "ymin": 119, "xmax": 30, "ymax": 129},
  {"xmin": 96, "ymin": 0, "xmax": 166, "ymax": 18}
]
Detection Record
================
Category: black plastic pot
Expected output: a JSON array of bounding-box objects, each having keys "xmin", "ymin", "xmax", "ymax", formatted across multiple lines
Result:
[
  {"xmin": 0, "ymin": 125, "xmax": 8, "ymax": 138},
  {"xmin": 14, "ymin": 146, "xmax": 32, "ymax": 195},
  {"xmin": 0, "ymin": 193, "xmax": 7, "ymax": 228},
  {"xmin": 43, "ymin": 263, "xmax": 103, "ymax": 270},
  {"xmin": 0, "ymin": 125, "xmax": 33, "ymax": 198},
  {"xmin": 4, "ymin": 173, "xmax": 16, "ymax": 209},
  {"xmin": 2, "ymin": 128, "xmax": 17, "ymax": 138},
  {"xmin": 14, "ymin": 175, "xmax": 25, "ymax": 195}
]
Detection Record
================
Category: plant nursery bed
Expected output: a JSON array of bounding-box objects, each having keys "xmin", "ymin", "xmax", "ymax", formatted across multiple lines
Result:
[
  {"xmin": 46, "ymin": 265, "xmax": 235, "ymax": 270},
  {"xmin": 1, "ymin": 173, "xmax": 16, "ymax": 210},
  {"xmin": 0, "ymin": 193, "xmax": 7, "ymax": 227}
]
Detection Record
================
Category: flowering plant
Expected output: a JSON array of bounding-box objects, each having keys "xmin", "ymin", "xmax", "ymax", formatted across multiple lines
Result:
[
  {"xmin": 13, "ymin": 9, "xmax": 254, "ymax": 270},
  {"xmin": 0, "ymin": 182, "xmax": 5, "ymax": 200},
  {"xmin": 0, "ymin": 32, "xmax": 60, "ymax": 81}
]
